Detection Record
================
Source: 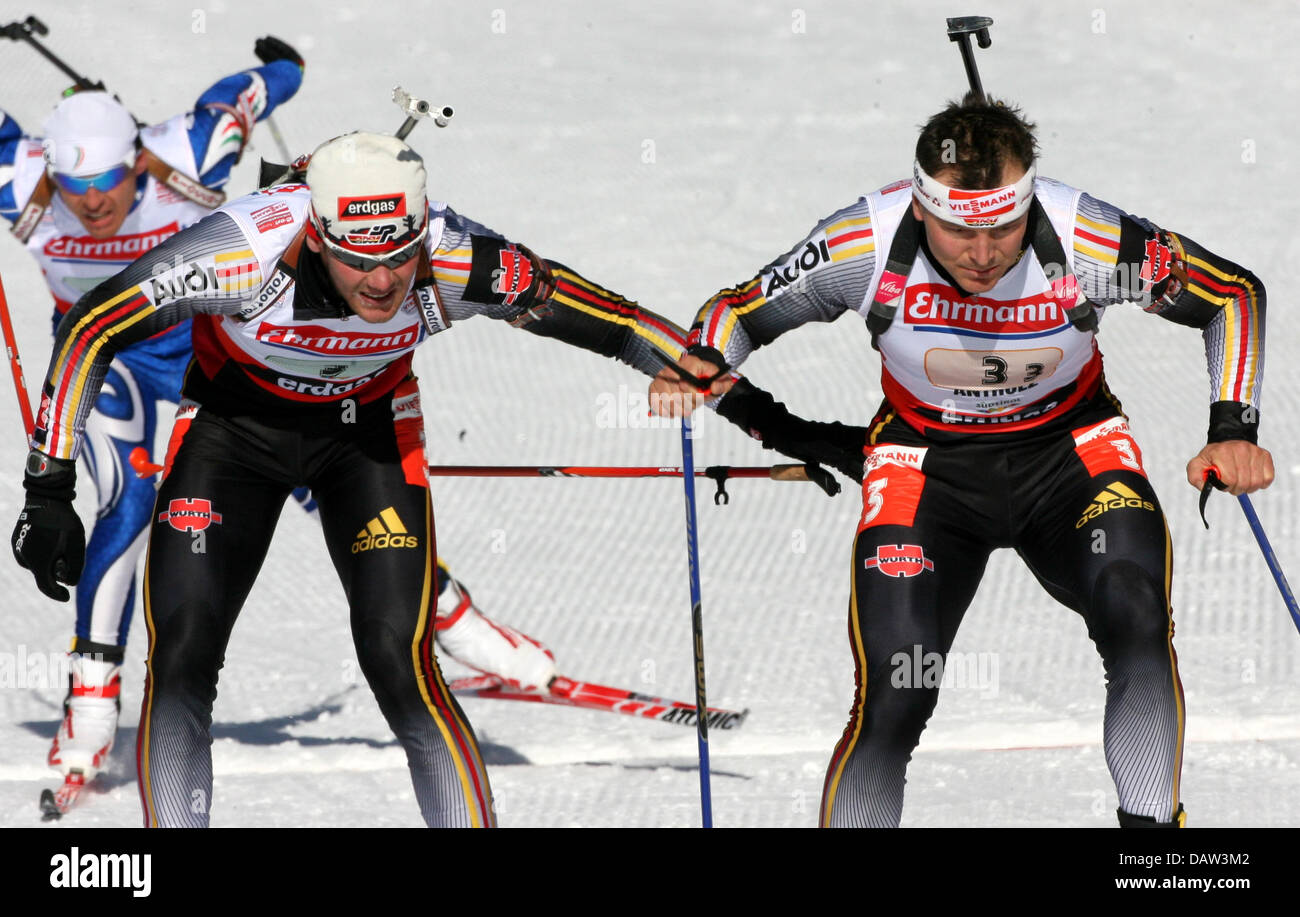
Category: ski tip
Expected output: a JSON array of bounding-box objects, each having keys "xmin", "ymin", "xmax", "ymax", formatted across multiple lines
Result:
[
  {"xmin": 39, "ymin": 788, "xmax": 63, "ymax": 822},
  {"xmin": 40, "ymin": 770, "xmax": 87, "ymax": 821}
]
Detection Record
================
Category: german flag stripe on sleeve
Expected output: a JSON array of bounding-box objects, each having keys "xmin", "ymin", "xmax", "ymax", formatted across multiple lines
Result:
[
  {"xmin": 826, "ymin": 216, "xmax": 875, "ymax": 262},
  {"xmin": 214, "ymin": 249, "xmax": 262, "ymax": 294},
  {"xmin": 1072, "ymin": 197, "xmax": 1126, "ymax": 281},
  {"xmin": 47, "ymin": 287, "xmax": 158, "ymax": 459},
  {"xmin": 1074, "ymin": 212, "xmax": 1121, "ymax": 267},
  {"xmin": 550, "ymin": 267, "xmax": 686, "ymax": 357},
  {"xmin": 1185, "ymin": 254, "xmax": 1262, "ymax": 404},
  {"xmin": 700, "ymin": 279, "xmax": 765, "ymax": 353},
  {"xmin": 432, "ymin": 246, "xmax": 473, "ymax": 284}
]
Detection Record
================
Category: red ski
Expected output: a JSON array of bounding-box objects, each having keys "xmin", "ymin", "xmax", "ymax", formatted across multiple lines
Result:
[{"xmin": 448, "ymin": 675, "xmax": 748, "ymax": 731}]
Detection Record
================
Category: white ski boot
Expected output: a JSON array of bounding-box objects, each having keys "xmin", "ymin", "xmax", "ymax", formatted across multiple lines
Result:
[
  {"xmin": 435, "ymin": 578, "xmax": 557, "ymax": 691},
  {"xmin": 48, "ymin": 654, "xmax": 121, "ymax": 780}
]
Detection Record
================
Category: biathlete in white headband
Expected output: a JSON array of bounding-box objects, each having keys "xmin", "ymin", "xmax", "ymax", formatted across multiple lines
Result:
[{"xmin": 652, "ymin": 93, "xmax": 1273, "ymax": 828}]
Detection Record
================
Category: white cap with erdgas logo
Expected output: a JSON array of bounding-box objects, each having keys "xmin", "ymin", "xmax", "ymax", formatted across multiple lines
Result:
[
  {"xmin": 41, "ymin": 92, "xmax": 139, "ymax": 177},
  {"xmin": 307, "ymin": 132, "xmax": 428, "ymax": 257}
]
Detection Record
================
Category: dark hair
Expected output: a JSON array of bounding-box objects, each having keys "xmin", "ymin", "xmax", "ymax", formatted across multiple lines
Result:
[{"xmin": 915, "ymin": 94, "xmax": 1038, "ymax": 189}]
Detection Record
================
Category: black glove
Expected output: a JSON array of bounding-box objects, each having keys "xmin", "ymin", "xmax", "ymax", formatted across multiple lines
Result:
[
  {"xmin": 254, "ymin": 35, "xmax": 305, "ymax": 69},
  {"xmin": 715, "ymin": 377, "xmax": 869, "ymax": 484},
  {"xmin": 11, "ymin": 451, "xmax": 84, "ymax": 602}
]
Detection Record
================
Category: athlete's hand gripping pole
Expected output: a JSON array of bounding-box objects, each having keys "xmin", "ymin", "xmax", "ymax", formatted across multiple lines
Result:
[{"xmin": 1201, "ymin": 468, "xmax": 1300, "ymax": 636}]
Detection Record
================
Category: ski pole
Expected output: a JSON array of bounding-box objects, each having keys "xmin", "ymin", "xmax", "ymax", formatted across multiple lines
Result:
[
  {"xmin": 1, "ymin": 16, "xmax": 104, "ymax": 91},
  {"xmin": 0, "ymin": 274, "xmax": 35, "ymax": 440},
  {"xmin": 3, "ymin": 16, "xmax": 150, "ymax": 131},
  {"xmin": 946, "ymin": 16, "xmax": 994, "ymax": 101},
  {"xmin": 263, "ymin": 113, "xmax": 292, "ymax": 162},
  {"xmin": 679, "ymin": 412, "xmax": 713, "ymax": 826},
  {"xmin": 427, "ymin": 464, "xmax": 807, "ymax": 478},
  {"xmin": 425, "ymin": 462, "xmax": 841, "ymax": 502},
  {"xmin": 127, "ymin": 448, "xmax": 846, "ymax": 500},
  {"xmin": 1236, "ymin": 491, "xmax": 1300, "ymax": 635},
  {"xmin": 1201, "ymin": 469, "xmax": 1300, "ymax": 635}
]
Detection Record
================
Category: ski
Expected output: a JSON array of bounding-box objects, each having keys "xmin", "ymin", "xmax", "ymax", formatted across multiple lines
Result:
[
  {"xmin": 39, "ymin": 771, "xmax": 87, "ymax": 821},
  {"xmin": 448, "ymin": 674, "xmax": 748, "ymax": 730}
]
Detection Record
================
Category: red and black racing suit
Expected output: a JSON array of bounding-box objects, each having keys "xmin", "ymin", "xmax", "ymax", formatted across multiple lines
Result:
[
  {"xmin": 702, "ymin": 176, "xmax": 1263, "ymax": 826},
  {"xmin": 36, "ymin": 187, "xmax": 686, "ymax": 826}
]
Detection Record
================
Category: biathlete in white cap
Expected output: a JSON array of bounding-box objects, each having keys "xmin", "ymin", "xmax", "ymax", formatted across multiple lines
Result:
[
  {"xmin": 12, "ymin": 130, "xmax": 689, "ymax": 826},
  {"xmin": 652, "ymin": 95, "xmax": 1273, "ymax": 827},
  {"xmin": 1, "ymin": 37, "xmax": 304, "ymax": 794}
]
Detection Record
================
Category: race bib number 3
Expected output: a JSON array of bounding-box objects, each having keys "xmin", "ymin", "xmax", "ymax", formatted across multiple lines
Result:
[{"xmin": 923, "ymin": 347, "xmax": 1063, "ymax": 389}]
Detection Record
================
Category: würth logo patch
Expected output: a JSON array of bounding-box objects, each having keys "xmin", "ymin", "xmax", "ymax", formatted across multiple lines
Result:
[
  {"xmin": 865, "ymin": 544, "xmax": 934, "ymax": 577},
  {"xmin": 492, "ymin": 247, "xmax": 534, "ymax": 305},
  {"xmin": 158, "ymin": 498, "xmax": 223, "ymax": 532},
  {"xmin": 338, "ymin": 195, "xmax": 406, "ymax": 220},
  {"xmin": 466, "ymin": 235, "xmax": 541, "ymax": 308}
]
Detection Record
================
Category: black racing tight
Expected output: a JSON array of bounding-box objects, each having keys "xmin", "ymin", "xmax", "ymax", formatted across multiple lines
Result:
[
  {"xmin": 136, "ymin": 382, "xmax": 493, "ymax": 827},
  {"xmin": 820, "ymin": 413, "xmax": 1183, "ymax": 826}
]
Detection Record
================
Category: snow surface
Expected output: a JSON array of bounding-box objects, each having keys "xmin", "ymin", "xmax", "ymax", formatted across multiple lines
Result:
[{"xmin": 0, "ymin": 0, "xmax": 1296, "ymax": 829}]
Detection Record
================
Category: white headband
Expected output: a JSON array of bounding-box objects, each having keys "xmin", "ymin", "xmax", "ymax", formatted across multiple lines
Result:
[{"xmin": 911, "ymin": 160, "xmax": 1036, "ymax": 227}]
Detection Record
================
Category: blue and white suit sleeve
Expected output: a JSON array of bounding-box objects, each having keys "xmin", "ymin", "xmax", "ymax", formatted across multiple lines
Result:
[{"xmin": 186, "ymin": 59, "xmax": 304, "ymax": 190}]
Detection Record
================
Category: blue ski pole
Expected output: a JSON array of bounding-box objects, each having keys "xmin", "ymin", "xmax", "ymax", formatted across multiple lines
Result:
[
  {"xmin": 1202, "ymin": 469, "xmax": 1300, "ymax": 635},
  {"xmin": 680, "ymin": 412, "xmax": 713, "ymax": 827},
  {"xmin": 1235, "ymin": 493, "xmax": 1300, "ymax": 635}
]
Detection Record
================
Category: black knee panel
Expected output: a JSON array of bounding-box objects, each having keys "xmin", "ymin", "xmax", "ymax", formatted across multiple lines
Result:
[
  {"xmin": 146, "ymin": 600, "xmax": 232, "ymax": 729},
  {"xmin": 1090, "ymin": 560, "xmax": 1170, "ymax": 652},
  {"xmin": 351, "ymin": 616, "xmax": 426, "ymax": 710},
  {"xmin": 864, "ymin": 649, "xmax": 946, "ymax": 751}
]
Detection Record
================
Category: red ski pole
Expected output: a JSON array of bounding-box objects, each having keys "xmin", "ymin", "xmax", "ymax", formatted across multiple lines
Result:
[
  {"xmin": 127, "ymin": 454, "xmax": 846, "ymax": 500},
  {"xmin": 0, "ymin": 274, "xmax": 35, "ymax": 440},
  {"xmin": 425, "ymin": 463, "xmax": 841, "ymax": 503}
]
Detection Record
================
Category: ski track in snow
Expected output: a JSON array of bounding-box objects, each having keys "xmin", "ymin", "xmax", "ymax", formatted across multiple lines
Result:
[{"xmin": 0, "ymin": 0, "xmax": 1296, "ymax": 828}]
